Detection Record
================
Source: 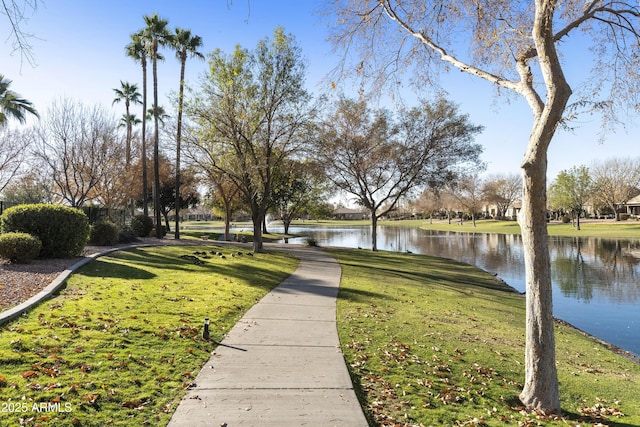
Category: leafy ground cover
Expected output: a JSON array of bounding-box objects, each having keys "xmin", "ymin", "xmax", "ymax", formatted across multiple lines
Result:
[
  {"xmin": 330, "ymin": 248, "xmax": 640, "ymax": 426},
  {"xmin": 0, "ymin": 245, "xmax": 298, "ymax": 426}
]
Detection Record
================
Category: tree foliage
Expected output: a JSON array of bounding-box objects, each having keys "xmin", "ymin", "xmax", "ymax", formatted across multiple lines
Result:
[
  {"xmin": 482, "ymin": 173, "xmax": 522, "ymax": 219},
  {"xmin": 184, "ymin": 26, "xmax": 316, "ymax": 252},
  {"xmin": 315, "ymin": 97, "xmax": 483, "ymax": 250},
  {"xmin": 0, "ymin": 127, "xmax": 32, "ymax": 195},
  {"xmin": 591, "ymin": 158, "xmax": 640, "ymax": 220},
  {"xmin": 31, "ymin": 99, "xmax": 123, "ymax": 208},
  {"xmin": 0, "ymin": 74, "xmax": 38, "ymax": 126},
  {"xmin": 548, "ymin": 165, "xmax": 594, "ymax": 229}
]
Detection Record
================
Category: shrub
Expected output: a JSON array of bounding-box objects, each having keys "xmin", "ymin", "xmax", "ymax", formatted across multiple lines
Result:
[
  {"xmin": 562, "ymin": 215, "xmax": 571, "ymax": 223},
  {"xmin": 130, "ymin": 215, "xmax": 153, "ymax": 237},
  {"xmin": 118, "ymin": 225, "xmax": 138, "ymax": 243},
  {"xmin": 89, "ymin": 221, "xmax": 120, "ymax": 246},
  {"xmin": 620, "ymin": 213, "xmax": 630, "ymax": 221},
  {"xmin": 0, "ymin": 204, "xmax": 89, "ymax": 258},
  {"xmin": 151, "ymin": 224, "xmax": 167, "ymax": 238},
  {"xmin": 0, "ymin": 232, "xmax": 42, "ymax": 263}
]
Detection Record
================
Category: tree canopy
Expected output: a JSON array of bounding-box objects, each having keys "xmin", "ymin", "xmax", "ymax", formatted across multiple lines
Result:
[
  {"xmin": 314, "ymin": 97, "xmax": 483, "ymax": 250},
  {"xmin": 184, "ymin": 26, "xmax": 316, "ymax": 252}
]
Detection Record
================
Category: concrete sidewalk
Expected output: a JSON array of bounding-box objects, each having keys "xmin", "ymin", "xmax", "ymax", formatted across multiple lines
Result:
[{"xmin": 167, "ymin": 245, "xmax": 368, "ymax": 426}]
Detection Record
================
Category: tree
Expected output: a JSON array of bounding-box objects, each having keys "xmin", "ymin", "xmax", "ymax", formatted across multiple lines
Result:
[
  {"xmin": 548, "ymin": 166, "xmax": 594, "ymax": 229},
  {"xmin": 112, "ymin": 81, "xmax": 141, "ymax": 166},
  {"xmin": 204, "ymin": 172, "xmax": 244, "ymax": 241},
  {"xmin": 591, "ymin": 158, "xmax": 640, "ymax": 220},
  {"xmin": 126, "ymin": 31, "xmax": 150, "ymax": 217},
  {"xmin": 146, "ymin": 105, "xmax": 170, "ymax": 127},
  {"xmin": 32, "ymin": 99, "xmax": 123, "ymax": 208},
  {"xmin": 184, "ymin": 27, "xmax": 315, "ymax": 252},
  {"xmin": 315, "ymin": 97, "xmax": 482, "ymax": 250},
  {"xmin": 172, "ymin": 27, "xmax": 204, "ymax": 240},
  {"xmin": 271, "ymin": 160, "xmax": 326, "ymax": 235},
  {"xmin": 2, "ymin": 0, "xmax": 40, "ymax": 65},
  {"xmin": 450, "ymin": 174, "xmax": 485, "ymax": 227},
  {"xmin": 326, "ymin": 0, "xmax": 640, "ymax": 413},
  {"xmin": 482, "ymin": 173, "xmax": 523, "ymax": 219},
  {"xmin": 157, "ymin": 164, "xmax": 200, "ymax": 232},
  {"xmin": 411, "ymin": 188, "xmax": 442, "ymax": 223},
  {"xmin": 0, "ymin": 127, "xmax": 32, "ymax": 194},
  {"xmin": 0, "ymin": 74, "xmax": 38, "ymax": 126},
  {"xmin": 142, "ymin": 13, "xmax": 173, "ymax": 238},
  {"xmin": 1, "ymin": 170, "xmax": 52, "ymax": 204}
]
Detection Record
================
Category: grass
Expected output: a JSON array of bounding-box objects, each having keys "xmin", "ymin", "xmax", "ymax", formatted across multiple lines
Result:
[
  {"xmin": 0, "ymin": 245, "xmax": 298, "ymax": 426},
  {"xmin": 178, "ymin": 220, "xmax": 295, "ymax": 242},
  {"xmin": 330, "ymin": 248, "xmax": 640, "ymax": 426},
  {"xmin": 380, "ymin": 218, "xmax": 640, "ymax": 239}
]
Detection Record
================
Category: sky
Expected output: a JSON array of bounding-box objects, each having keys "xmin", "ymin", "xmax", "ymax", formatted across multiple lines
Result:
[{"xmin": 2, "ymin": 0, "xmax": 639, "ymax": 181}]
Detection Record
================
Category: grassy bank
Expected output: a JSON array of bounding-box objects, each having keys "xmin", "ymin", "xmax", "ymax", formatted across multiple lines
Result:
[
  {"xmin": 177, "ymin": 218, "xmax": 640, "ymax": 240},
  {"xmin": 330, "ymin": 248, "xmax": 640, "ymax": 426},
  {"xmin": 0, "ymin": 245, "xmax": 297, "ymax": 426},
  {"xmin": 380, "ymin": 218, "xmax": 640, "ymax": 239}
]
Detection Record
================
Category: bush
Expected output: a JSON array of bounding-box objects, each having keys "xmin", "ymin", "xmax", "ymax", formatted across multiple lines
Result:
[
  {"xmin": 0, "ymin": 232, "xmax": 42, "ymax": 263},
  {"xmin": 118, "ymin": 225, "xmax": 138, "ymax": 243},
  {"xmin": 89, "ymin": 221, "xmax": 120, "ymax": 246},
  {"xmin": 151, "ymin": 224, "xmax": 167, "ymax": 238},
  {"xmin": 130, "ymin": 215, "xmax": 153, "ymax": 237},
  {"xmin": 562, "ymin": 215, "xmax": 571, "ymax": 223},
  {"xmin": 620, "ymin": 213, "xmax": 630, "ymax": 221},
  {"xmin": 0, "ymin": 204, "xmax": 89, "ymax": 258}
]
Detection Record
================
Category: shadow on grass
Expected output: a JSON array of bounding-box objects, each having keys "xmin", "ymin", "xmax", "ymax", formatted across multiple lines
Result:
[
  {"xmin": 76, "ymin": 258, "xmax": 156, "ymax": 280},
  {"xmin": 331, "ymin": 248, "xmax": 517, "ymax": 294},
  {"xmin": 75, "ymin": 246, "xmax": 290, "ymax": 294}
]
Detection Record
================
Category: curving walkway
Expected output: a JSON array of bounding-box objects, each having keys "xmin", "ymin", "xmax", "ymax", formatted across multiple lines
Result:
[
  {"xmin": 0, "ymin": 241, "xmax": 368, "ymax": 425},
  {"xmin": 167, "ymin": 245, "xmax": 368, "ymax": 426}
]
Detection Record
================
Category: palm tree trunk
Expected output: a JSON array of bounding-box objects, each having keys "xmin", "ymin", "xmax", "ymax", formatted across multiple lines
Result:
[
  {"xmin": 142, "ymin": 59, "xmax": 149, "ymax": 218},
  {"xmin": 152, "ymin": 41, "xmax": 162, "ymax": 238},
  {"xmin": 175, "ymin": 54, "xmax": 186, "ymax": 240}
]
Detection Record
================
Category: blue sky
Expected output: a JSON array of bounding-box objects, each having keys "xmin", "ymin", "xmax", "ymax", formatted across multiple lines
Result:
[{"xmin": 2, "ymin": 0, "xmax": 638, "ymax": 180}]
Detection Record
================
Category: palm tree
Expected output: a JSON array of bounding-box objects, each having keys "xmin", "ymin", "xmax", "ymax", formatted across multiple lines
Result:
[
  {"xmin": 146, "ymin": 105, "xmax": 170, "ymax": 127},
  {"xmin": 142, "ymin": 13, "xmax": 173, "ymax": 238},
  {"xmin": 0, "ymin": 74, "xmax": 39, "ymax": 126},
  {"xmin": 126, "ymin": 32, "xmax": 150, "ymax": 217},
  {"xmin": 172, "ymin": 27, "xmax": 204, "ymax": 239},
  {"xmin": 112, "ymin": 81, "xmax": 141, "ymax": 166}
]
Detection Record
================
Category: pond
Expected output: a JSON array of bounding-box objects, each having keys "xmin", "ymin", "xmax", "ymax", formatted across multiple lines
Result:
[{"xmin": 268, "ymin": 223, "xmax": 640, "ymax": 358}]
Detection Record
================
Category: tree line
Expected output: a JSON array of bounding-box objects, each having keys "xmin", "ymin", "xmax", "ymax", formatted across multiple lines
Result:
[{"xmin": 0, "ymin": 24, "xmax": 485, "ymax": 254}]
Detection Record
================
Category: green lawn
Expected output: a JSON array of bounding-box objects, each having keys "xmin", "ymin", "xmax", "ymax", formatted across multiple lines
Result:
[
  {"xmin": 383, "ymin": 218, "xmax": 640, "ymax": 239},
  {"xmin": 178, "ymin": 218, "xmax": 640, "ymax": 240},
  {"xmin": 2, "ymin": 236, "xmax": 637, "ymax": 426},
  {"xmin": 0, "ymin": 245, "xmax": 298, "ymax": 426},
  {"xmin": 331, "ymin": 248, "xmax": 640, "ymax": 426}
]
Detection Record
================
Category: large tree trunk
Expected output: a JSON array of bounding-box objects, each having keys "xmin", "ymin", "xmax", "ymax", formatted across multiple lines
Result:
[
  {"xmin": 370, "ymin": 211, "xmax": 378, "ymax": 251},
  {"xmin": 517, "ymin": 0, "xmax": 571, "ymax": 415},
  {"xmin": 518, "ymin": 151, "xmax": 560, "ymax": 415},
  {"xmin": 252, "ymin": 201, "xmax": 265, "ymax": 253}
]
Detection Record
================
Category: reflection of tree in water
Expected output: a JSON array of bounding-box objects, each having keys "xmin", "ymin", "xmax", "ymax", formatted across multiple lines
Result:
[{"xmin": 551, "ymin": 236, "xmax": 640, "ymax": 303}]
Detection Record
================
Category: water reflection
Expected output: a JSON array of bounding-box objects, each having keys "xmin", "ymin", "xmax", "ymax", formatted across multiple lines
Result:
[{"xmin": 275, "ymin": 224, "xmax": 640, "ymax": 357}]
